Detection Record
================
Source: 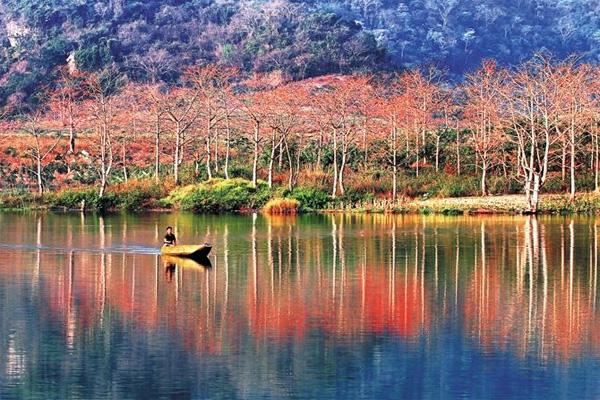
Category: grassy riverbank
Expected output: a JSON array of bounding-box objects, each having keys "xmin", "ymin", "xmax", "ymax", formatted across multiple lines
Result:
[
  {"xmin": 402, "ymin": 193, "xmax": 600, "ymax": 215},
  {"xmin": 2, "ymin": 178, "xmax": 600, "ymax": 215}
]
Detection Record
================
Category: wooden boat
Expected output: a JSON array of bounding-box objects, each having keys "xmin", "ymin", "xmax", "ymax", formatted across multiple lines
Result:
[
  {"xmin": 160, "ymin": 244, "xmax": 211, "ymax": 258},
  {"xmin": 162, "ymin": 255, "xmax": 212, "ymax": 270}
]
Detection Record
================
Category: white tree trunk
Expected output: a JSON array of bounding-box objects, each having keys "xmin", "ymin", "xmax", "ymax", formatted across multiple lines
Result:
[
  {"xmin": 267, "ymin": 132, "xmax": 276, "ymax": 188},
  {"xmin": 224, "ymin": 119, "xmax": 231, "ymax": 180},
  {"xmin": 252, "ymin": 123, "xmax": 259, "ymax": 188},
  {"xmin": 392, "ymin": 125, "xmax": 398, "ymax": 202},
  {"xmin": 36, "ymin": 154, "xmax": 43, "ymax": 195},
  {"xmin": 174, "ymin": 122, "xmax": 181, "ymax": 185},
  {"xmin": 569, "ymin": 126, "xmax": 576, "ymax": 201},
  {"xmin": 332, "ymin": 128, "xmax": 338, "ymax": 198},
  {"xmin": 154, "ymin": 115, "xmax": 160, "ymax": 183}
]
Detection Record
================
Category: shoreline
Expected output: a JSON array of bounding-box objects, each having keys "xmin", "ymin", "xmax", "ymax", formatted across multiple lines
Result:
[{"xmin": 2, "ymin": 192, "xmax": 600, "ymax": 215}]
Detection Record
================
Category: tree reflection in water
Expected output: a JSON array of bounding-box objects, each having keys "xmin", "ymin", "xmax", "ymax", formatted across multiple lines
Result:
[{"xmin": 0, "ymin": 213, "xmax": 599, "ymax": 398}]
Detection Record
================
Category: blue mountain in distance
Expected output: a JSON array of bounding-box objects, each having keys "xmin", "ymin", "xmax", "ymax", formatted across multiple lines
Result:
[{"xmin": 1, "ymin": 0, "xmax": 599, "ymax": 105}]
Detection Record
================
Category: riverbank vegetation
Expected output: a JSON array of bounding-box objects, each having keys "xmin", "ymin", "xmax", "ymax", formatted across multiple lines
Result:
[
  {"xmin": 1, "ymin": 55, "xmax": 600, "ymax": 214},
  {"xmin": 5, "ymin": 176, "xmax": 600, "ymax": 215}
]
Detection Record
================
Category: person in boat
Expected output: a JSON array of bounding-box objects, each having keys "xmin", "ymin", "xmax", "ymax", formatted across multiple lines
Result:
[{"xmin": 163, "ymin": 226, "xmax": 177, "ymax": 247}]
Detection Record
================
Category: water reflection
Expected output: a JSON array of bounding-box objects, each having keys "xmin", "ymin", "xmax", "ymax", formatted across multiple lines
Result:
[{"xmin": 0, "ymin": 213, "xmax": 599, "ymax": 398}]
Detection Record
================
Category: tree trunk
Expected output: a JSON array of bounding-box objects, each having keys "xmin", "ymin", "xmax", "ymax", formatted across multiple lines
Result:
[
  {"xmin": 224, "ymin": 117, "xmax": 231, "ymax": 180},
  {"xmin": 99, "ymin": 176, "xmax": 107, "ymax": 198},
  {"xmin": 435, "ymin": 135, "xmax": 440, "ymax": 173},
  {"xmin": 174, "ymin": 121, "xmax": 181, "ymax": 185},
  {"xmin": 456, "ymin": 126, "xmax": 461, "ymax": 175},
  {"xmin": 595, "ymin": 124, "xmax": 599, "ymax": 192},
  {"xmin": 392, "ymin": 124, "xmax": 397, "ymax": 202},
  {"xmin": 99, "ymin": 145, "xmax": 112, "ymax": 198},
  {"xmin": 524, "ymin": 171, "xmax": 532, "ymax": 211},
  {"xmin": 252, "ymin": 123, "xmax": 259, "ymax": 188},
  {"xmin": 569, "ymin": 126, "xmax": 576, "ymax": 201},
  {"xmin": 529, "ymin": 174, "xmax": 540, "ymax": 213},
  {"xmin": 502, "ymin": 149, "xmax": 508, "ymax": 178},
  {"xmin": 68, "ymin": 113, "xmax": 75, "ymax": 154},
  {"xmin": 267, "ymin": 131, "xmax": 276, "ymax": 188},
  {"xmin": 99, "ymin": 105, "xmax": 112, "ymax": 197},
  {"xmin": 339, "ymin": 141, "xmax": 347, "ymax": 196},
  {"xmin": 415, "ymin": 128, "xmax": 420, "ymax": 177},
  {"xmin": 362, "ymin": 121, "xmax": 368, "ymax": 165},
  {"xmin": 294, "ymin": 140, "xmax": 301, "ymax": 189},
  {"xmin": 99, "ymin": 128, "xmax": 110, "ymax": 198},
  {"xmin": 332, "ymin": 128, "xmax": 338, "ymax": 198},
  {"xmin": 278, "ymin": 139, "xmax": 284, "ymax": 170},
  {"xmin": 205, "ymin": 135, "xmax": 212, "ymax": 180},
  {"xmin": 316, "ymin": 129, "xmax": 323, "ymax": 168},
  {"xmin": 214, "ymin": 129, "xmax": 219, "ymax": 173},
  {"xmin": 285, "ymin": 138, "xmax": 294, "ymax": 190},
  {"xmin": 154, "ymin": 115, "xmax": 160, "ymax": 183},
  {"xmin": 392, "ymin": 164, "xmax": 397, "ymax": 202},
  {"xmin": 36, "ymin": 154, "xmax": 43, "ymax": 195},
  {"xmin": 561, "ymin": 142, "xmax": 566, "ymax": 182},
  {"xmin": 205, "ymin": 115, "xmax": 213, "ymax": 180},
  {"xmin": 122, "ymin": 139, "xmax": 128, "ymax": 183},
  {"xmin": 481, "ymin": 159, "xmax": 487, "ymax": 196}
]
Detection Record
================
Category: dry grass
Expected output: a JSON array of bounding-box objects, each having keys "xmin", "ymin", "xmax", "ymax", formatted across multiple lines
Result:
[
  {"xmin": 408, "ymin": 194, "xmax": 529, "ymax": 213},
  {"xmin": 262, "ymin": 198, "xmax": 300, "ymax": 214},
  {"xmin": 401, "ymin": 193, "xmax": 600, "ymax": 214},
  {"xmin": 297, "ymin": 168, "xmax": 330, "ymax": 190}
]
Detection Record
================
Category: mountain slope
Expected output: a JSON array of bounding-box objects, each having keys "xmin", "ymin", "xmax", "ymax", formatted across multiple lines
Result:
[{"xmin": 1, "ymin": 0, "xmax": 599, "ymax": 106}]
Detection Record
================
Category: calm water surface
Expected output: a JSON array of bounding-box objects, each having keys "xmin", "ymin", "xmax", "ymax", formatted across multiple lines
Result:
[{"xmin": 0, "ymin": 212, "xmax": 599, "ymax": 399}]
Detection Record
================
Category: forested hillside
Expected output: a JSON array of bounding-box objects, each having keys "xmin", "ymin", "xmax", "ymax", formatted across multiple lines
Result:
[{"xmin": 2, "ymin": 0, "xmax": 600, "ymax": 107}]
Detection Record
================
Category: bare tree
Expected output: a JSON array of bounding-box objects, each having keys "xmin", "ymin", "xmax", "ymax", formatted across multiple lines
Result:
[
  {"xmin": 129, "ymin": 49, "xmax": 174, "ymax": 84},
  {"xmin": 83, "ymin": 68, "xmax": 124, "ymax": 197},
  {"xmin": 22, "ymin": 110, "xmax": 62, "ymax": 195},
  {"xmin": 500, "ymin": 56, "xmax": 559, "ymax": 212},
  {"xmin": 163, "ymin": 87, "xmax": 200, "ymax": 185},
  {"xmin": 463, "ymin": 60, "xmax": 505, "ymax": 195}
]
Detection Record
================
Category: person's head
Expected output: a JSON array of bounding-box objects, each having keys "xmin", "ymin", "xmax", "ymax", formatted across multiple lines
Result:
[{"xmin": 166, "ymin": 226, "xmax": 173, "ymax": 234}]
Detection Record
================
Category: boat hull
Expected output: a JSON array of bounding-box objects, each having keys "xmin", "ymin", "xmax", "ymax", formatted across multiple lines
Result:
[{"xmin": 160, "ymin": 244, "xmax": 212, "ymax": 258}]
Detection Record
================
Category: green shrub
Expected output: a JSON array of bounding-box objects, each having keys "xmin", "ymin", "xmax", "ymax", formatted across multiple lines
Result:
[
  {"xmin": 543, "ymin": 175, "xmax": 567, "ymax": 193},
  {"xmin": 118, "ymin": 189, "xmax": 150, "ymax": 211},
  {"xmin": 168, "ymin": 178, "xmax": 274, "ymax": 213},
  {"xmin": 95, "ymin": 193, "xmax": 118, "ymax": 211},
  {"xmin": 436, "ymin": 175, "xmax": 479, "ymax": 197},
  {"xmin": 50, "ymin": 188, "xmax": 139, "ymax": 211},
  {"xmin": 396, "ymin": 172, "xmax": 443, "ymax": 198},
  {"xmin": 576, "ymin": 174, "xmax": 595, "ymax": 192},
  {"xmin": 393, "ymin": 172, "xmax": 512, "ymax": 198},
  {"xmin": 113, "ymin": 182, "xmax": 166, "ymax": 211},
  {"xmin": 287, "ymin": 187, "xmax": 330, "ymax": 211},
  {"xmin": 252, "ymin": 183, "xmax": 275, "ymax": 209},
  {"xmin": 337, "ymin": 189, "xmax": 372, "ymax": 205},
  {"xmin": 0, "ymin": 190, "xmax": 34, "ymax": 209},
  {"xmin": 155, "ymin": 197, "xmax": 173, "ymax": 209},
  {"xmin": 441, "ymin": 208, "xmax": 464, "ymax": 215},
  {"xmin": 51, "ymin": 189, "xmax": 100, "ymax": 209},
  {"xmin": 487, "ymin": 175, "xmax": 521, "ymax": 195},
  {"xmin": 228, "ymin": 165, "xmax": 253, "ymax": 180}
]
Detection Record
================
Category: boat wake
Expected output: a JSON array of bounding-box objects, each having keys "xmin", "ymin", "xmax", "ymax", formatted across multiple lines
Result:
[{"xmin": 0, "ymin": 243, "xmax": 161, "ymax": 256}]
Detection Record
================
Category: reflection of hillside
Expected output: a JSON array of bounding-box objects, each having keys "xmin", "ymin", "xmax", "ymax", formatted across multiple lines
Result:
[{"xmin": 1, "ymin": 213, "xmax": 599, "ymax": 367}]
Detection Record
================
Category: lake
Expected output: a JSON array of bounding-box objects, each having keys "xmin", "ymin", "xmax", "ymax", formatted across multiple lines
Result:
[{"xmin": 0, "ymin": 212, "xmax": 599, "ymax": 399}]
